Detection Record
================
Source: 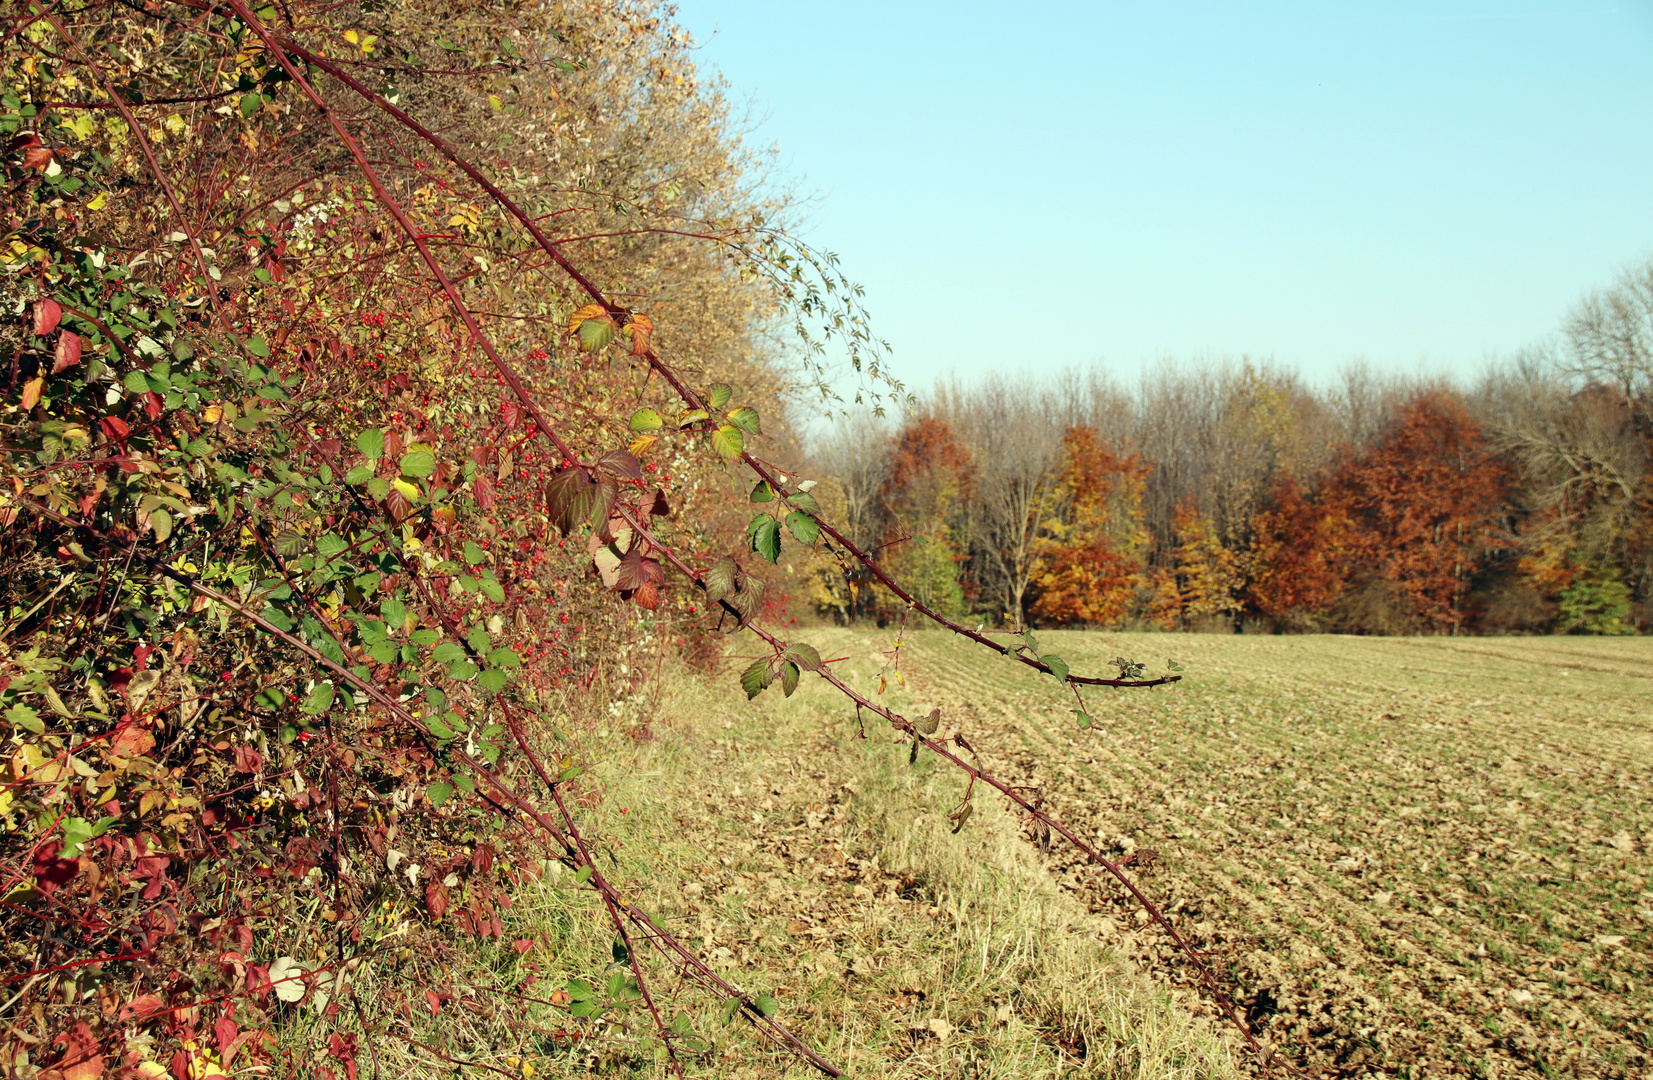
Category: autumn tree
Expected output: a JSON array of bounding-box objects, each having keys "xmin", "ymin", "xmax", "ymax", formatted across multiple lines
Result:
[
  {"xmin": 1028, "ymin": 426, "xmax": 1148, "ymax": 626},
  {"xmin": 1327, "ymin": 391, "xmax": 1509, "ymax": 633},
  {"xmin": 875, "ymin": 414, "xmax": 974, "ymax": 619},
  {"xmin": 1245, "ymin": 475, "xmax": 1351, "ymax": 628}
]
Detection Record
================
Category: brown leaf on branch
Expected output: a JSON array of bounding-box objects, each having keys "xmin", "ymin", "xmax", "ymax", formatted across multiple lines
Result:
[{"xmin": 626, "ymin": 312, "xmax": 654, "ymax": 356}]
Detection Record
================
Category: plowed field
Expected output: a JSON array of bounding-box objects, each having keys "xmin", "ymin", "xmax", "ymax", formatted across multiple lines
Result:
[{"xmin": 839, "ymin": 630, "xmax": 1653, "ymax": 1077}]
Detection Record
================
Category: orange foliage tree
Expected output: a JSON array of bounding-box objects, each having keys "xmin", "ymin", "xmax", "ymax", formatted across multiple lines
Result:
[
  {"xmin": 1246, "ymin": 475, "xmax": 1352, "ymax": 624},
  {"xmin": 1327, "ymin": 391, "xmax": 1509, "ymax": 632},
  {"xmin": 875, "ymin": 414, "xmax": 975, "ymax": 618},
  {"xmin": 1030, "ymin": 427, "xmax": 1149, "ymax": 626}
]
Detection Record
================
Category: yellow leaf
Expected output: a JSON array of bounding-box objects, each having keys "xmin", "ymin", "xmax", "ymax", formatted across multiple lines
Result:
[
  {"xmin": 566, "ymin": 303, "xmax": 609, "ymax": 335},
  {"xmin": 343, "ymin": 29, "xmax": 360, "ymax": 44},
  {"xmin": 489, "ymin": 94, "xmax": 504, "ymax": 111},
  {"xmin": 392, "ymin": 478, "xmax": 420, "ymax": 500},
  {"xmin": 20, "ymin": 377, "xmax": 43, "ymax": 411},
  {"xmin": 626, "ymin": 312, "xmax": 654, "ymax": 356},
  {"xmin": 85, "ymin": 191, "xmax": 107, "ymax": 211},
  {"xmin": 627, "ymin": 433, "xmax": 658, "ymax": 456},
  {"xmin": 202, "ymin": 405, "xmax": 222, "ymax": 424},
  {"xmin": 164, "ymin": 113, "xmax": 186, "ymax": 135}
]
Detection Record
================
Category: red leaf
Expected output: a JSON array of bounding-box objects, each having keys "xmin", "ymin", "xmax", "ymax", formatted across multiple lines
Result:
[
  {"xmin": 52, "ymin": 1022, "xmax": 102, "ymax": 1080},
  {"xmin": 474, "ymin": 473, "xmax": 496, "ymax": 511},
  {"xmin": 425, "ymin": 882, "xmax": 449, "ymax": 920},
  {"xmin": 34, "ymin": 298, "xmax": 62, "ymax": 336},
  {"xmin": 501, "ymin": 400, "xmax": 521, "ymax": 430},
  {"xmin": 143, "ymin": 391, "xmax": 163, "ymax": 420},
  {"xmin": 214, "ymin": 1013, "xmax": 239, "ymax": 1056},
  {"xmin": 99, "ymin": 416, "xmax": 129, "ymax": 441},
  {"xmin": 425, "ymin": 989, "xmax": 442, "ymax": 1016},
  {"xmin": 384, "ymin": 487, "xmax": 414, "ymax": 523},
  {"xmin": 513, "ymin": 938, "xmax": 533, "ymax": 955},
  {"xmin": 232, "ymin": 744, "xmax": 262, "ymax": 774},
  {"xmin": 22, "ymin": 146, "xmax": 53, "ymax": 170},
  {"xmin": 53, "ymin": 330, "xmax": 81, "ymax": 373}
]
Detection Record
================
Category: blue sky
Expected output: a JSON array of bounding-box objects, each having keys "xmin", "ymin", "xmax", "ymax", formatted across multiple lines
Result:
[{"xmin": 673, "ymin": 1, "xmax": 1653, "ymax": 392}]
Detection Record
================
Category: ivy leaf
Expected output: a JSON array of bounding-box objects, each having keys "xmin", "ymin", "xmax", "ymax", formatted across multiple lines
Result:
[
  {"xmin": 301, "ymin": 682, "xmax": 336, "ymax": 714},
  {"xmin": 739, "ymin": 659, "xmax": 772, "ymax": 700},
  {"xmin": 747, "ymin": 516, "xmax": 781, "ymax": 563},
  {"xmin": 726, "ymin": 406, "xmax": 761, "ymax": 435},
  {"xmin": 785, "ymin": 511, "xmax": 819, "ymax": 545},
  {"xmin": 780, "ymin": 661, "xmax": 800, "ymax": 698},
  {"xmin": 707, "ymin": 383, "xmax": 733, "ymax": 410},
  {"xmin": 1040, "ymin": 655, "xmax": 1070, "ymax": 683},
  {"xmin": 711, "ymin": 424, "xmax": 744, "ymax": 461},
  {"xmin": 782, "ymin": 642, "xmax": 822, "ymax": 671},
  {"xmin": 628, "ymin": 407, "xmax": 663, "ymax": 432},
  {"xmin": 399, "ymin": 451, "xmax": 436, "ymax": 478}
]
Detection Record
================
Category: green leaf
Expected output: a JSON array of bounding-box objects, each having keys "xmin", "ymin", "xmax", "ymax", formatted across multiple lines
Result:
[
  {"xmin": 301, "ymin": 682, "xmax": 336, "ymax": 714},
  {"xmin": 752, "ymin": 994, "xmax": 779, "ymax": 1018},
  {"xmin": 1040, "ymin": 655, "xmax": 1070, "ymax": 683},
  {"xmin": 783, "ymin": 642, "xmax": 822, "ymax": 671},
  {"xmin": 5, "ymin": 704, "xmax": 43, "ymax": 735},
  {"xmin": 478, "ymin": 574, "xmax": 506, "ymax": 602},
  {"xmin": 739, "ymin": 659, "xmax": 772, "ymax": 700},
  {"xmin": 487, "ymin": 647, "xmax": 522, "ymax": 668},
  {"xmin": 399, "ymin": 450, "xmax": 436, "ymax": 478},
  {"xmin": 1073, "ymin": 710, "xmax": 1094, "ymax": 729},
  {"xmin": 366, "ymin": 476, "xmax": 391, "ymax": 500},
  {"xmin": 749, "ymin": 480, "xmax": 775, "ymax": 503},
  {"xmin": 574, "ymin": 865, "xmax": 594, "ymax": 885},
  {"xmin": 123, "ymin": 370, "xmax": 151, "ymax": 395},
  {"xmin": 244, "ymin": 335, "xmax": 270, "ymax": 357},
  {"xmin": 477, "ymin": 668, "xmax": 507, "ymax": 693},
  {"xmin": 707, "ymin": 383, "xmax": 733, "ymax": 410},
  {"xmin": 628, "ymin": 407, "xmax": 663, "ymax": 432},
  {"xmin": 426, "ymin": 713, "xmax": 457, "ymax": 739},
  {"xmin": 704, "ymin": 557, "xmax": 737, "ymax": 602},
  {"xmin": 785, "ymin": 511, "xmax": 819, "ymax": 545},
  {"xmin": 711, "ymin": 424, "xmax": 744, "ymax": 461},
  {"xmin": 58, "ymin": 816, "xmax": 116, "ymax": 858},
  {"xmin": 726, "ymin": 406, "xmax": 761, "ymax": 435},
  {"xmin": 607, "ymin": 970, "xmax": 627, "ymax": 1000},
  {"xmin": 427, "ymin": 782, "xmax": 454, "ymax": 807},
  {"xmin": 432, "ymin": 642, "xmax": 467, "ymax": 664},
  {"xmin": 239, "ymin": 92, "xmax": 261, "ymax": 117},
  {"xmin": 613, "ymin": 938, "xmax": 630, "ymax": 964},
  {"xmin": 747, "ymin": 516, "xmax": 781, "ymax": 563},
  {"xmin": 578, "ymin": 316, "xmax": 616, "ymax": 352},
  {"xmin": 569, "ymin": 999, "xmax": 599, "ymax": 1018},
  {"xmin": 789, "ymin": 490, "xmax": 821, "ymax": 514},
  {"xmin": 463, "ymin": 540, "xmax": 487, "ymax": 565},
  {"xmin": 780, "ymin": 661, "xmax": 800, "ymax": 698},
  {"xmin": 357, "ymin": 429, "xmax": 385, "ymax": 460},
  {"xmin": 147, "ymin": 508, "xmax": 173, "ymax": 542},
  {"xmin": 344, "ymin": 465, "xmax": 372, "ymax": 485}
]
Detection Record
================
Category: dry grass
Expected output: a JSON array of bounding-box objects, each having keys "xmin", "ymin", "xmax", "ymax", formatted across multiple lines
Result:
[{"xmin": 319, "ymin": 634, "xmax": 1242, "ymax": 1079}]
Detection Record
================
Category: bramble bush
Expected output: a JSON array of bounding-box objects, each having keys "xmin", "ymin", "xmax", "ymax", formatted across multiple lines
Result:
[{"xmin": 0, "ymin": 3, "xmax": 1236, "ymax": 1077}]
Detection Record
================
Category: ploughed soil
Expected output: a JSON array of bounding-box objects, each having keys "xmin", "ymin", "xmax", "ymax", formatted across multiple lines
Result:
[{"xmin": 863, "ymin": 630, "xmax": 1653, "ymax": 1078}]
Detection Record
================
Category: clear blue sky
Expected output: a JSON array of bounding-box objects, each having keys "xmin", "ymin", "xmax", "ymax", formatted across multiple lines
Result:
[{"xmin": 673, "ymin": 1, "xmax": 1653, "ymax": 392}]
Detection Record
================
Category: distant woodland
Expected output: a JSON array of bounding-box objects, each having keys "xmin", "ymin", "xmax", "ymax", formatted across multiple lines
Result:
[{"xmin": 807, "ymin": 264, "xmax": 1653, "ymax": 636}]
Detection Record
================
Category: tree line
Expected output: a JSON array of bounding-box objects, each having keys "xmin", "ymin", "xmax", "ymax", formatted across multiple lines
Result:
[{"xmin": 806, "ymin": 260, "xmax": 1653, "ymax": 636}]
